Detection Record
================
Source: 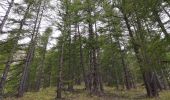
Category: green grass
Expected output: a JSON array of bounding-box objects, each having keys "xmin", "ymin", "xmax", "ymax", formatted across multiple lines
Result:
[{"xmin": 4, "ymin": 85, "xmax": 170, "ymax": 100}]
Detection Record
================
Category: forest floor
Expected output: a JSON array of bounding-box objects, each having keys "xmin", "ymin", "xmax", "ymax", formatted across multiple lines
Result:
[{"xmin": 4, "ymin": 85, "xmax": 170, "ymax": 100}]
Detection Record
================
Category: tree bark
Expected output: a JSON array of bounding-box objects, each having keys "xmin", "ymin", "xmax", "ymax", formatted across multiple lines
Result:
[
  {"xmin": 162, "ymin": 6, "xmax": 170, "ymax": 18},
  {"xmin": 56, "ymin": 43, "xmax": 64, "ymax": 99},
  {"xmin": 121, "ymin": 9, "xmax": 159, "ymax": 97},
  {"xmin": 153, "ymin": 9, "xmax": 170, "ymax": 39},
  {"xmin": 0, "ymin": 3, "xmax": 31, "ymax": 99},
  {"xmin": 77, "ymin": 24, "xmax": 88, "ymax": 89},
  {"xmin": 67, "ymin": 22, "xmax": 74, "ymax": 92},
  {"xmin": 0, "ymin": 0, "xmax": 14, "ymax": 34},
  {"xmin": 94, "ymin": 22, "xmax": 104, "ymax": 93},
  {"xmin": 88, "ymin": 20, "xmax": 100, "ymax": 94},
  {"xmin": 35, "ymin": 43, "xmax": 47, "ymax": 91},
  {"xmin": 18, "ymin": 2, "xmax": 42, "ymax": 97},
  {"xmin": 34, "ymin": 3, "xmax": 46, "ymax": 92},
  {"xmin": 117, "ymin": 39, "xmax": 133, "ymax": 90},
  {"xmin": 87, "ymin": 0, "xmax": 101, "ymax": 94}
]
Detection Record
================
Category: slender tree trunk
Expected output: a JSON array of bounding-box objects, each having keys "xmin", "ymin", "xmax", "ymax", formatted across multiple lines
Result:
[
  {"xmin": 117, "ymin": 39, "xmax": 133, "ymax": 90},
  {"xmin": 56, "ymin": 43, "xmax": 64, "ymax": 99},
  {"xmin": 44, "ymin": 64, "xmax": 52, "ymax": 88},
  {"xmin": 77, "ymin": 24, "xmax": 88, "ymax": 89},
  {"xmin": 143, "ymin": 71, "xmax": 159, "ymax": 97},
  {"xmin": 88, "ymin": 22, "xmax": 99, "ymax": 94},
  {"xmin": 109, "ymin": 33, "xmax": 119, "ymax": 90},
  {"xmin": 162, "ymin": 6, "xmax": 170, "ymax": 18},
  {"xmin": 153, "ymin": 9, "xmax": 170, "ymax": 39},
  {"xmin": 34, "ymin": 3, "xmax": 46, "ymax": 92},
  {"xmin": 67, "ymin": 23, "xmax": 74, "ymax": 92},
  {"xmin": 94, "ymin": 23, "xmax": 104, "ymax": 93},
  {"xmin": 154, "ymin": 70, "xmax": 164, "ymax": 91},
  {"xmin": 0, "ymin": 0, "xmax": 14, "ymax": 34},
  {"xmin": 0, "ymin": 3, "xmax": 31, "ymax": 99},
  {"xmin": 18, "ymin": 2, "xmax": 42, "ymax": 97},
  {"xmin": 137, "ymin": 15, "xmax": 159, "ymax": 97},
  {"xmin": 121, "ymin": 9, "xmax": 159, "ymax": 97},
  {"xmin": 35, "ymin": 43, "xmax": 47, "ymax": 91},
  {"xmin": 160, "ymin": 69, "xmax": 169, "ymax": 89},
  {"xmin": 87, "ymin": 0, "xmax": 101, "ymax": 94},
  {"xmin": 114, "ymin": 62, "xmax": 119, "ymax": 90}
]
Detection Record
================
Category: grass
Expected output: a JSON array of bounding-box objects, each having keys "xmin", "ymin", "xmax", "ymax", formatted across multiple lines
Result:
[{"xmin": 4, "ymin": 85, "xmax": 170, "ymax": 100}]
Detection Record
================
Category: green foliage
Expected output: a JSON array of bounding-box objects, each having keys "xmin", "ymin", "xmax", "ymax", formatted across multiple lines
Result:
[{"xmin": 0, "ymin": 0, "xmax": 170, "ymax": 99}]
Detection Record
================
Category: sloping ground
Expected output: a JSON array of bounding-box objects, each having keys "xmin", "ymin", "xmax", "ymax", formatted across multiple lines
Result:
[{"xmin": 4, "ymin": 85, "xmax": 170, "ymax": 100}]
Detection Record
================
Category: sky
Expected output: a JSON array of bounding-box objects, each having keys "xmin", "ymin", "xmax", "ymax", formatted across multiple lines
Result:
[
  {"xmin": 0, "ymin": 0, "xmax": 60, "ymax": 49},
  {"xmin": 0, "ymin": 0, "xmax": 170, "ymax": 50}
]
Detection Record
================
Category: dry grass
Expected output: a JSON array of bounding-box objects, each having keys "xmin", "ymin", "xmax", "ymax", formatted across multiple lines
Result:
[{"xmin": 4, "ymin": 85, "xmax": 170, "ymax": 100}]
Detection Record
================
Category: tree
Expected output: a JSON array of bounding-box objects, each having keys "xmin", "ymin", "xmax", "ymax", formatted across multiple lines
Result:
[
  {"xmin": 18, "ymin": 0, "xmax": 45, "ymax": 97},
  {"xmin": 0, "ymin": 0, "xmax": 14, "ymax": 34},
  {"xmin": 0, "ymin": 1, "xmax": 32, "ymax": 98},
  {"xmin": 34, "ymin": 27, "xmax": 52, "ymax": 91}
]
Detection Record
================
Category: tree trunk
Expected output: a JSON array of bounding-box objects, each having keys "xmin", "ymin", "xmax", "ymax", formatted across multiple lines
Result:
[
  {"xmin": 154, "ymin": 71, "xmax": 164, "ymax": 91},
  {"xmin": 108, "ymin": 31, "xmax": 119, "ymax": 90},
  {"xmin": 56, "ymin": 43, "xmax": 64, "ymax": 99},
  {"xmin": 0, "ymin": 3, "xmax": 31, "ymax": 99},
  {"xmin": 143, "ymin": 71, "xmax": 159, "ymax": 97},
  {"xmin": 117, "ymin": 39, "xmax": 133, "ymax": 90},
  {"xmin": 153, "ymin": 9, "xmax": 170, "ymax": 39},
  {"xmin": 44, "ymin": 65, "xmax": 52, "ymax": 88},
  {"xmin": 89, "ymin": 23, "xmax": 100, "ymax": 94},
  {"xmin": 78, "ymin": 24, "xmax": 88, "ymax": 89},
  {"xmin": 35, "ymin": 48, "xmax": 46, "ymax": 91},
  {"xmin": 0, "ymin": 0, "xmax": 14, "ymax": 34},
  {"xmin": 160, "ymin": 69, "xmax": 169, "ymax": 90},
  {"xmin": 94, "ymin": 23, "xmax": 104, "ymax": 93},
  {"xmin": 34, "ymin": 4, "xmax": 46, "ymax": 91},
  {"xmin": 137, "ymin": 16, "xmax": 159, "ymax": 97},
  {"xmin": 67, "ymin": 23, "xmax": 74, "ymax": 92},
  {"xmin": 121, "ymin": 9, "xmax": 159, "ymax": 97},
  {"xmin": 18, "ymin": 2, "xmax": 42, "ymax": 97},
  {"xmin": 162, "ymin": 6, "xmax": 170, "ymax": 18}
]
